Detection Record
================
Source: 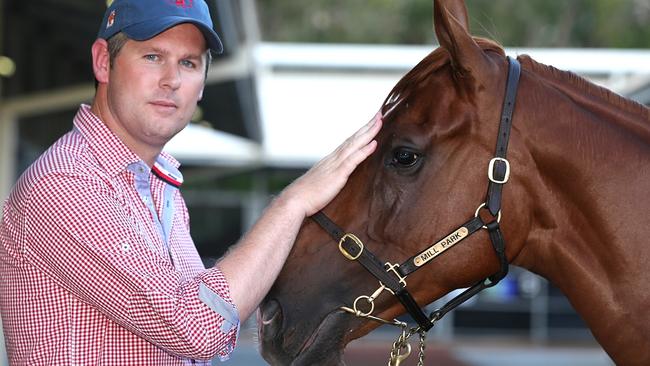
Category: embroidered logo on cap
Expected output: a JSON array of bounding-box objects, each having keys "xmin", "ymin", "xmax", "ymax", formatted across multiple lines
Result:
[
  {"xmin": 107, "ymin": 10, "xmax": 116, "ymax": 28},
  {"xmin": 174, "ymin": 0, "xmax": 194, "ymax": 8}
]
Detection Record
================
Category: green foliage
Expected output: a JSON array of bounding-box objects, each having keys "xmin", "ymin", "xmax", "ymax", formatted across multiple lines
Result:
[{"xmin": 256, "ymin": 0, "xmax": 650, "ymax": 47}]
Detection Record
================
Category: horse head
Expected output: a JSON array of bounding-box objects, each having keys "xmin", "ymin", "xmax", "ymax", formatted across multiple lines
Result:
[{"xmin": 258, "ymin": 1, "xmax": 536, "ymax": 364}]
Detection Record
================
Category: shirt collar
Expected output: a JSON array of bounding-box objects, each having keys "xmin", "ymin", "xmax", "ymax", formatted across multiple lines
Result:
[
  {"xmin": 73, "ymin": 104, "xmax": 183, "ymax": 186},
  {"xmin": 152, "ymin": 155, "xmax": 184, "ymax": 188}
]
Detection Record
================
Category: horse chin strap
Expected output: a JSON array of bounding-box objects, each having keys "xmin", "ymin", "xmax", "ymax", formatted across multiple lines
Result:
[{"xmin": 310, "ymin": 56, "xmax": 521, "ymax": 365}]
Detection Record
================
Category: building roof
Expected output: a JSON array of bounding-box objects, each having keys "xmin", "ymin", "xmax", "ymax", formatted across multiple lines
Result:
[{"xmin": 254, "ymin": 43, "xmax": 650, "ymax": 167}]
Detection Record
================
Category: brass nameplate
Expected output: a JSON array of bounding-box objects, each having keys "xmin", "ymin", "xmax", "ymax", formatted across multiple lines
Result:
[{"xmin": 413, "ymin": 227, "xmax": 469, "ymax": 267}]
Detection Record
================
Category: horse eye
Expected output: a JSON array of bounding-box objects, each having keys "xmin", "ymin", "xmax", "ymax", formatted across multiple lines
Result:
[{"xmin": 392, "ymin": 149, "xmax": 420, "ymax": 167}]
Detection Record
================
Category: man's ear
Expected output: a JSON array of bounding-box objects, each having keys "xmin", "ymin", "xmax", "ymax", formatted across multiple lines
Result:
[{"xmin": 91, "ymin": 39, "xmax": 110, "ymax": 84}]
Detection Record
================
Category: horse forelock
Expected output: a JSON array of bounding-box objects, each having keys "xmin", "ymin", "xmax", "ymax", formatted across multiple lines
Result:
[{"xmin": 381, "ymin": 37, "xmax": 505, "ymax": 118}]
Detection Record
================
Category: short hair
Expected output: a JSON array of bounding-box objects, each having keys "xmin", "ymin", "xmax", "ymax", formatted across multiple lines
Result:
[
  {"xmin": 95, "ymin": 31, "xmax": 212, "ymax": 87},
  {"xmin": 107, "ymin": 32, "xmax": 130, "ymax": 67}
]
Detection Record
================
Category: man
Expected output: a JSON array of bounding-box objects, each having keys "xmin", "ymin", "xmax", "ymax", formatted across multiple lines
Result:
[{"xmin": 0, "ymin": 0, "xmax": 382, "ymax": 364}]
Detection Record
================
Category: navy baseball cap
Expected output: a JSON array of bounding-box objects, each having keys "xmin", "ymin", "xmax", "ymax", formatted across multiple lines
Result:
[{"xmin": 97, "ymin": 0, "xmax": 223, "ymax": 53}]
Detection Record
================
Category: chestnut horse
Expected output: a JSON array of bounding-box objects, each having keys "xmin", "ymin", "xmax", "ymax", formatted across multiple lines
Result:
[{"xmin": 258, "ymin": 0, "xmax": 650, "ymax": 365}]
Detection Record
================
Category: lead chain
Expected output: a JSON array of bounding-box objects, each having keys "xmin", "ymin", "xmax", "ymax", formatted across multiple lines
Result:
[
  {"xmin": 416, "ymin": 329, "xmax": 426, "ymax": 366},
  {"xmin": 389, "ymin": 325, "xmax": 426, "ymax": 366}
]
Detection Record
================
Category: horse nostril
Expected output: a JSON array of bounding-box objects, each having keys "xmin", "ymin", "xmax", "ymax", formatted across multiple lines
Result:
[{"xmin": 260, "ymin": 299, "xmax": 283, "ymax": 341}]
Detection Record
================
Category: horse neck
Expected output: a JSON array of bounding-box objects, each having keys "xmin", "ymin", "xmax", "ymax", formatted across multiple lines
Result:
[
  {"xmin": 518, "ymin": 55, "xmax": 650, "ymax": 142},
  {"xmin": 509, "ymin": 57, "xmax": 650, "ymax": 359}
]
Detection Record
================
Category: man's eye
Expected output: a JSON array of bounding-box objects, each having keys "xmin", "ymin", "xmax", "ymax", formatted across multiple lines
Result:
[
  {"xmin": 144, "ymin": 54, "xmax": 159, "ymax": 61},
  {"xmin": 180, "ymin": 60, "xmax": 196, "ymax": 68}
]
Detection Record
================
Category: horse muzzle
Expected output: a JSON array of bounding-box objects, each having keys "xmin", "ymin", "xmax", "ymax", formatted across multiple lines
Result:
[{"xmin": 258, "ymin": 298, "xmax": 350, "ymax": 365}]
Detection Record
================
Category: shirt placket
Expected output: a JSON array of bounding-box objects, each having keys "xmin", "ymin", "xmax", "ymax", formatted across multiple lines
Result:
[{"xmin": 129, "ymin": 162, "xmax": 174, "ymax": 265}]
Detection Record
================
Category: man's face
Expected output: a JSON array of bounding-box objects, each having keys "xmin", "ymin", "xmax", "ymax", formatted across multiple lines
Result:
[{"xmin": 105, "ymin": 23, "xmax": 207, "ymax": 152}]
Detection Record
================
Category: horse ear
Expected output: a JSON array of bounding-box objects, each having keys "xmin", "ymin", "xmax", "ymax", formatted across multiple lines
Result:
[{"xmin": 434, "ymin": 0, "xmax": 490, "ymax": 85}]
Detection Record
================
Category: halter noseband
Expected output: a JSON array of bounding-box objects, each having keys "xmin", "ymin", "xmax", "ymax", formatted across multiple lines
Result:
[{"xmin": 311, "ymin": 56, "xmax": 521, "ymax": 332}]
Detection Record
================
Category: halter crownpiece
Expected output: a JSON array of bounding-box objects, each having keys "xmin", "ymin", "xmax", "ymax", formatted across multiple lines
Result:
[{"xmin": 311, "ymin": 56, "xmax": 521, "ymax": 361}]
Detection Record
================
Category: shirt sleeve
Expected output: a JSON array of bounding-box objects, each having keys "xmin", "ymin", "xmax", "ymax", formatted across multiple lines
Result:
[{"xmin": 21, "ymin": 173, "xmax": 239, "ymax": 361}]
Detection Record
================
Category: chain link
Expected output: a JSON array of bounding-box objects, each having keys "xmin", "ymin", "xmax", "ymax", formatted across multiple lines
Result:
[
  {"xmin": 387, "ymin": 324, "xmax": 427, "ymax": 366},
  {"xmin": 389, "ymin": 325, "xmax": 409, "ymax": 365},
  {"xmin": 339, "ymin": 283, "xmax": 437, "ymax": 365},
  {"xmin": 417, "ymin": 329, "xmax": 426, "ymax": 366}
]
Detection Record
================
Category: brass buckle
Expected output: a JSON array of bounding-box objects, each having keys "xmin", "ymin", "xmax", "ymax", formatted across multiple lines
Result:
[
  {"xmin": 488, "ymin": 157, "xmax": 510, "ymax": 184},
  {"xmin": 339, "ymin": 233, "xmax": 363, "ymax": 260},
  {"xmin": 385, "ymin": 262, "xmax": 407, "ymax": 287}
]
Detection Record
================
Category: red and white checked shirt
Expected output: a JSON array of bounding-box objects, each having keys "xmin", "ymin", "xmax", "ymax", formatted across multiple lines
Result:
[{"xmin": 0, "ymin": 105, "xmax": 239, "ymax": 365}]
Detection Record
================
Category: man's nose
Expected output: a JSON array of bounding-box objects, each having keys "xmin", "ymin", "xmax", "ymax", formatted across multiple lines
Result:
[{"xmin": 160, "ymin": 63, "xmax": 182, "ymax": 90}]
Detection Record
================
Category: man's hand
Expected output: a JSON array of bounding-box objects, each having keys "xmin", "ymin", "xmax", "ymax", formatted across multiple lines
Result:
[
  {"xmin": 217, "ymin": 111, "xmax": 382, "ymax": 320},
  {"xmin": 280, "ymin": 112, "xmax": 383, "ymax": 217}
]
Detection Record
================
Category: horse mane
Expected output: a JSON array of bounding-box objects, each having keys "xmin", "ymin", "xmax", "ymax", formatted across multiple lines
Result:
[{"xmin": 517, "ymin": 55, "xmax": 649, "ymax": 119}]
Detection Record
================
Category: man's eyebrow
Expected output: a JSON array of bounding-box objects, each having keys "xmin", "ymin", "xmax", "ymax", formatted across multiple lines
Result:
[
  {"xmin": 138, "ymin": 46, "xmax": 169, "ymax": 55},
  {"xmin": 182, "ymin": 53, "xmax": 204, "ymax": 61}
]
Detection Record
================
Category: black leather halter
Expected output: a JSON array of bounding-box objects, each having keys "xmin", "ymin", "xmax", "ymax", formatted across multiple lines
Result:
[{"xmin": 311, "ymin": 56, "xmax": 521, "ymax": 332}]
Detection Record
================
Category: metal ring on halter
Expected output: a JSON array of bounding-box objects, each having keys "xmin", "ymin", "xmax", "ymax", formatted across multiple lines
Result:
[
  {"xmin": 352, "ymin": 295, "xmax": 375, "ymax": 317},
  {"xmin": 474, "ymin": 203, "xmax": 501, "ymax": 229}
]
